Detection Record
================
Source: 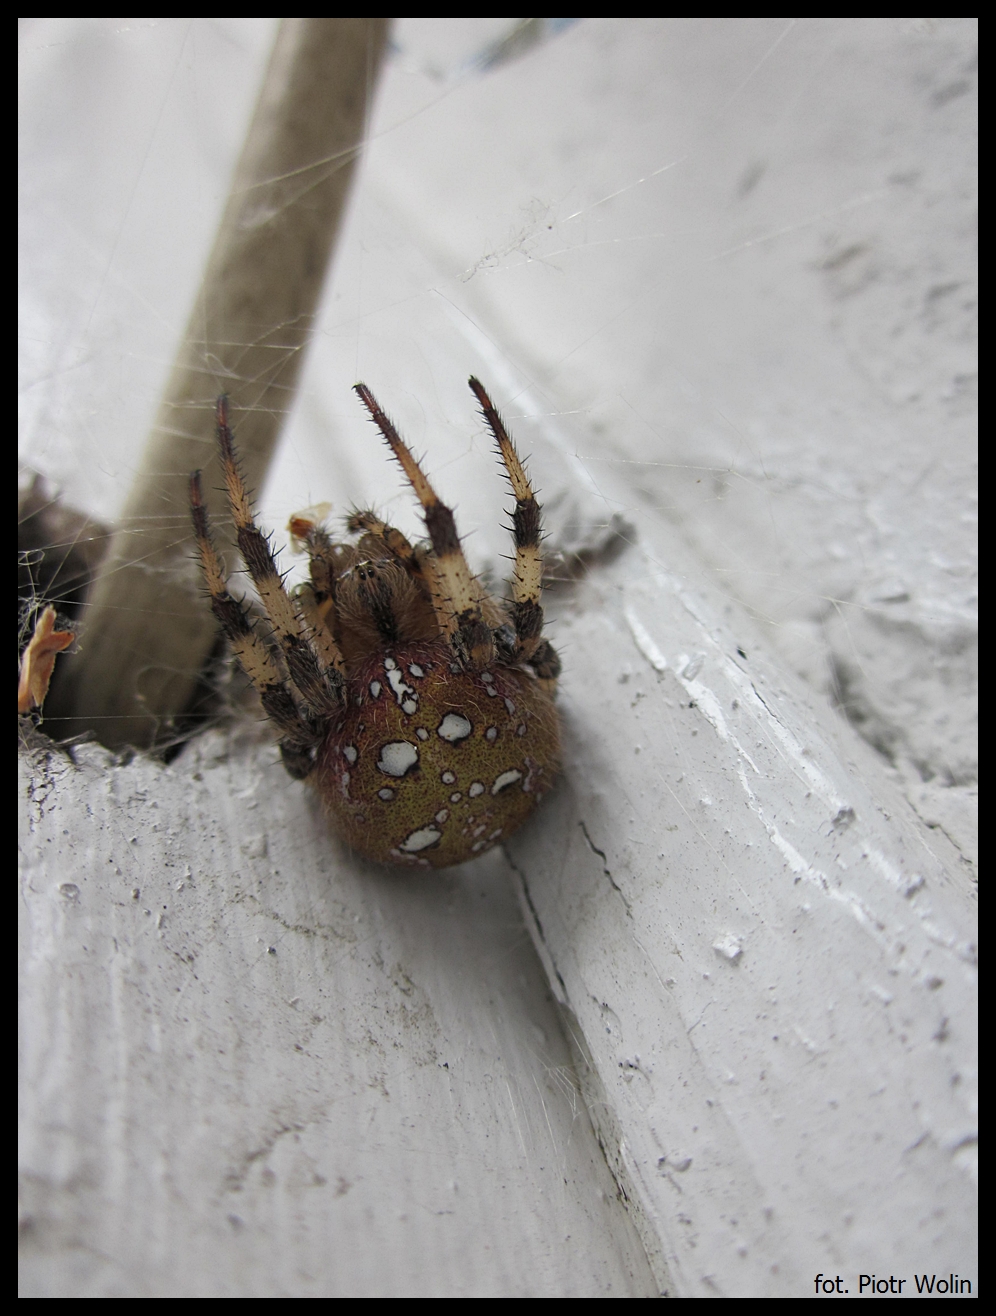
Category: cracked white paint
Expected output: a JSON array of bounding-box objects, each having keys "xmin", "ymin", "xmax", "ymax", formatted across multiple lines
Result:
[
  {"xmin": 629, "ymin": 601, "xmax": 971, "ymax": 967},
  {"xmin": 510, "ymin": 529, "xmax": 976, "ymax": 1297},
  {"xmin": 19, "ymin": 733, "xmax": 653, "ymax": 1297}
]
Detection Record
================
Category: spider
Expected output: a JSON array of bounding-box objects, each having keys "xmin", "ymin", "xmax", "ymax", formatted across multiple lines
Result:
[{"xmin": 189, "ymin": 378, "xmax": 561, "ymax": 869}]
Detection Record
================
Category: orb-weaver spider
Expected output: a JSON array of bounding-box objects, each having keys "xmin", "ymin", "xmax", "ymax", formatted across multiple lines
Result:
[{"xmin": 190, "ymin": 378, "xmax": 560, "ymax": 868}]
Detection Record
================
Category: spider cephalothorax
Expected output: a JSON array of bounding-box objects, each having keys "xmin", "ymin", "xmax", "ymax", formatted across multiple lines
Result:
[{"xmin": 190, "ymin": 379, "xmax": 560, "ymax": 869}]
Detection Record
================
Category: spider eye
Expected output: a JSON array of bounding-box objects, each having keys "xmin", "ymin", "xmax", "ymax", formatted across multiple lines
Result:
[{"xmin": 346, "ymin": 559, "xmax": 386, "ymax": 579}]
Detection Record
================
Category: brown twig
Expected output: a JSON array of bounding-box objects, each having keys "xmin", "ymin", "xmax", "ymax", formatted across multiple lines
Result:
[{"xmin": 61, "ymin": 19, "xmax": 389, "ymax": 748}]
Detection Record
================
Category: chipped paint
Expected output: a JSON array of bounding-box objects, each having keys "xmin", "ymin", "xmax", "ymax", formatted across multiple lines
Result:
[{"xmin": 625, "ymin": 603, "xmax": 910, "ymax": 946}]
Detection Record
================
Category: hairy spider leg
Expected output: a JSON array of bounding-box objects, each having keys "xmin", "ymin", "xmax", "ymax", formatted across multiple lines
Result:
[
  {"xmin": 345, "ymin": 510, "xmax": 420, "ymax": 573},
  {"xmin": 189, "ymin": 469, "xmax": 320, "ymax": 779},
  {"xmin": 353, "ymin": 384, "xmax": 495, "ymax": 669},
  {"xmin": 214, "ymin": 397, "xmax": 343, "ymax": 716},
  {"xmin": 468, "ymin": 377, "xmax": 543, "ymax": 658},
  {"xmin": 285, "ymin": 514, "xmax": 347, "ymax": 681},
  {"xmin": 467, "ymin": 378, "xmax": 560, "ymax": 682},
  {"xmin": 287, "ymin": 513, "xmax": 335, "ymax": 590}
]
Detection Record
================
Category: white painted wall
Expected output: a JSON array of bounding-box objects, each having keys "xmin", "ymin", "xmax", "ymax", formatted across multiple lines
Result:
[
  {"xmin": 19, "ymin": 731, "xmax": 655, "ymax": 1297},
  {"xmin": 20, "ymin": 19, "xmax": 976, "ymax": 1297}
]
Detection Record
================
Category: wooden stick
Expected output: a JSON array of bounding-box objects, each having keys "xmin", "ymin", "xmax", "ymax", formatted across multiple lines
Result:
[{"xmin": 61, "ymin": 19, "xmax": 389, "ymax": 747}]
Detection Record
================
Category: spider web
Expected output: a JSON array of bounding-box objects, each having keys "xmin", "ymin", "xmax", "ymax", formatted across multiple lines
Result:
[{"xmin": 18, "ymin": 18, "xmax": 977, "ymax": 862}]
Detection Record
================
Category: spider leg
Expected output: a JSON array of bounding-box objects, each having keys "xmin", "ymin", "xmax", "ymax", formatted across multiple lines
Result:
[
  {"xmin": 345, "ymin": 510, "xmax": 420, "ymax": 574},
  {"xmin": 214, "ymin": 397, "xmax": 344, "ymax": 716},
  {"xmin": 468, "ymin": 377, "xmax": 553, "ymax": 671},
  {"xmin": 189, "ymin": 470, "xmax": 320, "ymax": 778},
  {"xmin": 285, "ymin": 514, "xmax": 347, "ymax": 681},
  {"xmin": 353, "ymin": 385, "xmax": 494, "ymax": 669},
  {"xmin": 525, "ymin": 637, "xmax": 561, "ymax": 686}
]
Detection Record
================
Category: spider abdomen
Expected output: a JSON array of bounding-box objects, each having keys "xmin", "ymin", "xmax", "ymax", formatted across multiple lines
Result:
[{"xmin": 312, "ymin": 639, "xmax": 560, "ymax": 868}]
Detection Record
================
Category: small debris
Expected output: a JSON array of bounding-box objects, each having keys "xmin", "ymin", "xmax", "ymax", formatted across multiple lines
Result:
[
  {"xmin": 712, "ymin": 932, "xmax": 743, "ymax": 962},
  {"xmin": 18, "ymin": 607, "xmax": 74, "ymax": 713}
]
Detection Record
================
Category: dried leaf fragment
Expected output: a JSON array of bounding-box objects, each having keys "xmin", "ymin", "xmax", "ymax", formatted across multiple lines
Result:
[{"xmin": 18, "ymin": 606, "xmax": 74, "ymax": 713}]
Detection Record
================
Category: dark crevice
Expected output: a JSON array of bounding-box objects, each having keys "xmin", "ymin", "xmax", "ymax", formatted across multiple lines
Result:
[
  {"xmin": 504, "ymin": 853, "xmax": 570, "ymax": 1004},
  {"xmin": 579, "ymin": 821, "xmax": 633, "ymax": 917}
]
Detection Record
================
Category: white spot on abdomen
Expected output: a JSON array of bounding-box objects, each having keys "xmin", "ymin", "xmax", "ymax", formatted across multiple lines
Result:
[
  {"xmin": 378, "ymin": 788, "xmax": 395, "ymax": 801},
  {"xmin": 468, "ymin": 782, "xmax": 485, "ymax": 798},
  {"xmin": 491, "ymin": 769, "xmax": 523, "ymax": 795},
  {"xmin": 343, "ymin": 745, "xmax": 358, "ymax": 764},
  {"xmin": 399, "ymin": 826, "xmax": 442, "ymax": 853},
  {"xmin": 437, "ymin": 712, "xmax": 473, "ymax": 743},
  {"xmin": 385, "ymin": 655, "xmax": 418, "ymax": 713},
  {"xmin": 377, "ymin": 741, "xmax": 419, "ymax": 777},
  {"xmin": 369, "ymin": 681, "xmax": 382, "ymax": 698}
]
